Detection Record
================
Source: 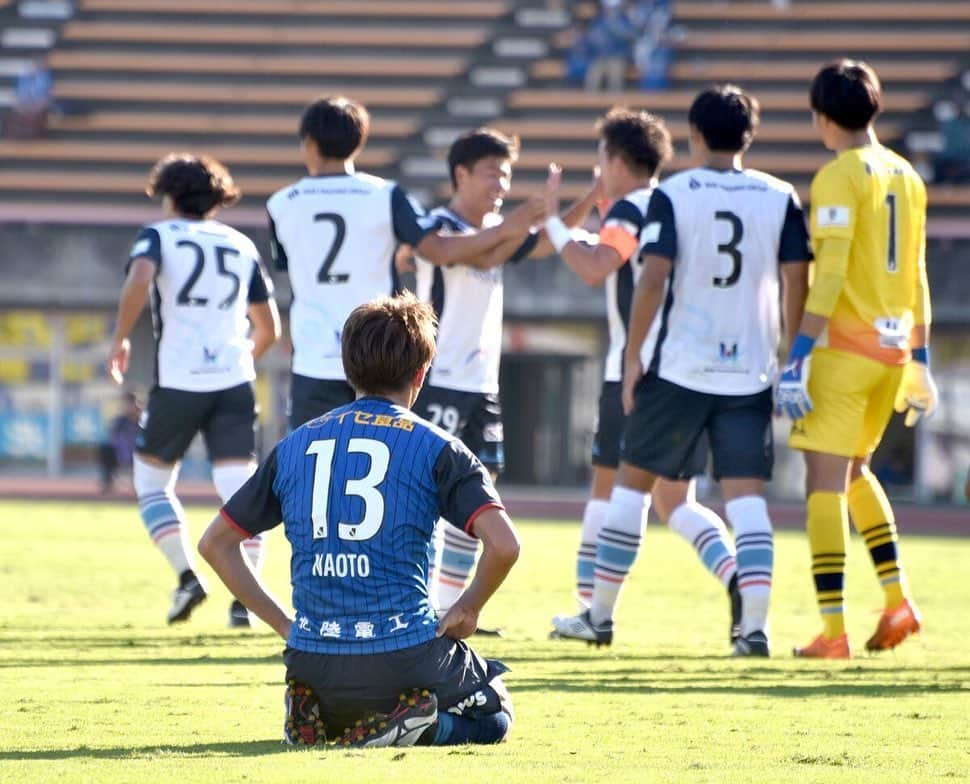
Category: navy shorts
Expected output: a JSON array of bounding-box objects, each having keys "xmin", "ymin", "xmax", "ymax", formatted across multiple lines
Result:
[
  {"xmin": 621, "ymin": 373, "xmax": 772, "ymax": 481},
  {"xmin": 136, "ymin": 382, "xmax": 257, "ymax": 463},
  {"xmin": 414, "ymin": 385, "xmax": 504, "ymax": 474},
  {"xmin": 288, "ymin": 374, "xmax": 355, "ymax": 431},
  {"xmin": 284, "ymin": 637, "xmax": 509, "ymax": 733}
]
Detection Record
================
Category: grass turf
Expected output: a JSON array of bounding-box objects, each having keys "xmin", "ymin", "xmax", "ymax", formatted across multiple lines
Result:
[{"xmin": 1, "ymin": 499, "xmax": 968, "ymax": 783}]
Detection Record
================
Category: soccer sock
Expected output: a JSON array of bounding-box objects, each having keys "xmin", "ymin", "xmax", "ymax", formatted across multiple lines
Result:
[
  {"xmin": 806, "ymin": 491, "xmax": 849, "ymax": 639},
  {"xmin": 725, "ymin": 495, "xmax": 773, "ymax": 636},
  {"xmin": 668, "ymin": 501, "xmax": 738, "ymax": 588},
  {"xmin": 432, "ymin": 711, "xmax": 510, "ymax": 746},
  {"xmin": 590, "ymin": 486, "xmax": 649, "ymax": 626},
  {"xmin": 437, "ymin": 524, "xmax": 480, "ymax": 613},
  {"xmin": 576, "ymin": 499, "xmax": 609, "ymax": 607},
  {"xmin": 848, "ymin": 467, "xmax": 906, "ymax": 608},
  {"xmin": 212, "ymin": 463, "xmax": 264, "ymax": 575},
  {"xmin": 133, "ymin": 456, "xmax": 192, "ymax": 578}
]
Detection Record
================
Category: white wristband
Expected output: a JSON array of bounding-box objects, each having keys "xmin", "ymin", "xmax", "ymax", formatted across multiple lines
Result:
[{"xmin": 544, "ymin": 216, "xmax": 571, "ymax": 253}]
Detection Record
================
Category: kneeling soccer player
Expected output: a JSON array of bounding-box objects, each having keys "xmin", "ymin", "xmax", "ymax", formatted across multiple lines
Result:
[{"xmin": 199, "ymin": 292, "xmax": 518, "ymax": 747}]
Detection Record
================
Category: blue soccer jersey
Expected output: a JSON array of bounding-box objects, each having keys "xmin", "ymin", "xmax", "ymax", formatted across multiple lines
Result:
[{"xmin": 221, "ymin": 396, "xmax": 503, "ymax": 654}]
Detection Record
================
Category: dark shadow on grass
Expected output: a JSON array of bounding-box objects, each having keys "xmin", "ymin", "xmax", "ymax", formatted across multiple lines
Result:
[
  {"xmin": 0, "ymin": 654, "xmax": 283, "ymax": 668},
  {"xmin": 0, "ymin": 740, "xmax": 299, "ymax": 761},
  {"xmin": 0, "ymin": 632, "xmax": 278, "ymax": 648}
]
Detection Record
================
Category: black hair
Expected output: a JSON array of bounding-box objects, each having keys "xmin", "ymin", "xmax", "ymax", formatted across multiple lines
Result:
[
  {"xmin": 146, "ymin": 153, "xmax": 240, "ymax": 218},
  {"xmin": 688, "ymin": 85, "xmax": 760, "ymax": 152},
  {"xmin": 447, "ymin": 128, "xmax": 520, "ymax": 189},
  {"xmin": 299, "ymin": 95, "xmax": 370, "ymax": 160},
  {"xmin": 597, "ymin": 108, "xmax": 673, "ymax": 178},
  {"xmin": 810, "ymin": 59, "xmax": 881, "ymax": 131}
]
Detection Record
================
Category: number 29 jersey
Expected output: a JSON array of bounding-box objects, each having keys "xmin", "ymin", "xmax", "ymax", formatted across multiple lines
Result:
[
  {"xmin": 267, "ymin": 173, "xmax": 438, "ymax": 381},
  {"xmin": 127, "ymin": 218, "xmax": 273, "ymax": 392},
  {"xmin": 221, "ymin": 396, "xmax": 503, "ymax": 655},
  {"xmin": 640, "ymin": 167, "xmax": 811, "ymax": 395}
]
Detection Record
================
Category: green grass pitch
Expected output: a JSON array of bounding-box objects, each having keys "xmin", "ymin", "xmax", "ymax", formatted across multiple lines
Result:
[{"xmin": 1, "ymin": 499, "xmax": 968, "ymax": 783}]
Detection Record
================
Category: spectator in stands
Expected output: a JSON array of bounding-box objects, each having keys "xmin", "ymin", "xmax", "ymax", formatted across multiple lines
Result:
[
  {"xmin": 631, "ymin": 0, "xmax": 673, "ymax": 90},
  {"xmin": 933, "ymin": 102, "xmax": 970, "ymax": 184},
  {"xmin": 97, "ymin": 391, "xmax": 142, "ymax": 494},
  {"xmin": 565, "ymin": 19, "xmax": 593, "ymax": 84},
  {"xmin": 4, "ymin": 57, "xmax": 53, "ymax": 139},
  {"xmin": 584, "ymin": 0, "xmax": 635, "ymax": 93}
]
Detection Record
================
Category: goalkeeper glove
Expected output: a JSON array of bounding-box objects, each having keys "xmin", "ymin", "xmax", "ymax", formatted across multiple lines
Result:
[
  {"xmin": 894, "ymin": 347, "xmax": 939, "ymax": 427},
  {"xmin": 776, "ymin": 334, "xmax": 815, "ymax": 420}
]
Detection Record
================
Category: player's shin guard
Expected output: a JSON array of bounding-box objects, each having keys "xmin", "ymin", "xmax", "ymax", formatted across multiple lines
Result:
[
  {"xmin": 437, "ymin": 524, "xmax": 480, "ymax": 612},
  {"xmin": 133, "ymin": 456, "xmax": 193, "ymax": 577},
  {"xmin": 577, "ymin": 499, "xmax": 609, "ymax": 607},
  {"xmin": 668, "ymin": 501, "xmax": 738, "ymax": 588},
  {"xmin": 725, "ymin": 496, "xmax": 773, "ymax": 636},
  {"xmin": 806, "ymin": 491, "xmax": 849, "ymax": 639},
  {"xmin": 213, "ymin": 462, "xmax": 264, "ymax": 574},
  {"xmin": 848, "ymin": 467, "xmax": 906, "ymax": 608},
  {"xmin": 590, "ymin": 486, "xmax": 649, "ymax": 627}
]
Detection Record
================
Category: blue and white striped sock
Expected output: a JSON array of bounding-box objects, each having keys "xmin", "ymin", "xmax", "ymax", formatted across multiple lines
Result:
[
  {"xmin": 133, "ymin": 456, "xmax": 192, "ymax": 577},
  {"xmin": 726, "ymin": 495, "xmax": 773, "ymax": 636},
  {"xmin": 437, "ymin": 523, "xmax": 480, "ymax": 612},
  {"xmin": 576, "ymin": 499, "xmax": 609, "ymax": 608},
  {"xmin": 590, "ymin": 486, "xmax": 649, "ymax": 626},
  {"xmin": 668, "ymin": 502, "xmax": 738, "ymax": 588}
]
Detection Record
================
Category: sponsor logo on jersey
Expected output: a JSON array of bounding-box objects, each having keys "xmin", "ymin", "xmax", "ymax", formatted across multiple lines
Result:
[{"xmin": 816, "ymin": 205, "xmax": 850, "ymax": 228}]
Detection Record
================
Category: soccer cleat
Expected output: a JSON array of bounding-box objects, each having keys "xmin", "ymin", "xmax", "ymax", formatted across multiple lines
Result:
[
  {"xmin": 549, "ymin": 610, "xmax": 613, "ymax": 647},
  {"xmin": 283, "ymin": 680, "xmax": 326, "ymax": 746},
  {"xmin": 728, "ymin": 575, "xmax": 742, "ymax": 645},
  {"xmin": 166, "ymin": 574, "xmax": 207, "ymax": 624},
  {"xmin": 793, "ymin": 632, "xmax": 851, "ymax": 659},
  {"xmin": 732, "ymin": 630, "xmax": 771, "ymax": 657},
  {"xmin": 865, "ymin": 598, "xmax": 922, "ymax": 652},
  {"xmin": 335, "ymin": 689, "xmax": 437, "ymax": 748},
  {"xmin": 473, "ymin": 625, "xmax": 504, "ymax": 638},
  {"xmin": 228, "ymin": 599, "xmax": 252, "ymax": 628}
]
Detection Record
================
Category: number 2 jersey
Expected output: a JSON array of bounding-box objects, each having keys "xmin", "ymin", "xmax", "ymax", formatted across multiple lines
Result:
[
  {"xmin": 267, "ymin": 173, "xmax": 438, "ymax": 381},
  {"xmin": 127, "ymin": 219, "xmax": 273, "ymax": 392},
  {"xmin": 640, "ymin": 167, "xmax": 811, "ymax": 395},
  {"xmin": 807, "ymin": 144, "xmax": 929, "ymax": 365},
  {"xmin": 221, "ymin": 396, "xmax": 503, "ymax": 655}
]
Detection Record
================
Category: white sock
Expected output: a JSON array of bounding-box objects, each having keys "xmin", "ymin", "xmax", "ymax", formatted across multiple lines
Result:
[
  {"xmin": 134, "ymin": 456, "xmax": 192, "ymax": 578},
  {"xmin": 427, "ymin": 520, "xmax": 444, "ymax": 611},
  {"xmin": 725, "ymin": 495, "xmax": 773, "ymax": 636},
  {"xmin": 213, "ymin": 462, "xmax": 264, "ymax": 575},
  {"xmin": 576, "ymin": 499, "xmax": 609, "ymax": 608},
  {"xmin": 668, "ymin": 502, "xmax": 738, "ymax": 588},
  {"xmin": 590, "ymin": 486, "xmax": 650, "ymax": 626},
  {"xmin": 437, "ymin": 523, "xmax": 480, "ymax": 612}
]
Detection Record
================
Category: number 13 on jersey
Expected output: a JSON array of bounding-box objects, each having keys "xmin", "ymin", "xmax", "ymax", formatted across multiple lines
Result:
[{"xmin": 306, "ymin": 438, "xmax": 390, "ymax": 541}]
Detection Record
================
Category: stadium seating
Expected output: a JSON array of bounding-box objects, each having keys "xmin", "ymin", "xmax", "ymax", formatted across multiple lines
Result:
[{"xmin": 0, "ymin": 0, "xmax": 967, "ymax": 225}]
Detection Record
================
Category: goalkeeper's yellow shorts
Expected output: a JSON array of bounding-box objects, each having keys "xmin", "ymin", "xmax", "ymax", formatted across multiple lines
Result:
[{"xmin": 788, "ymin": 347, "xmax": 905, "ymax": 459}]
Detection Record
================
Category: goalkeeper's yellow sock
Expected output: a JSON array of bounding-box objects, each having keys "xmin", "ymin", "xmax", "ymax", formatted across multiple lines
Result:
[
  {"xmin": 806, "ymin": 491, "xmax": 849, "ymax": 640},
  {"xmin": 848, "ymin": 467, "xmax": 906, "ymax": 609}
]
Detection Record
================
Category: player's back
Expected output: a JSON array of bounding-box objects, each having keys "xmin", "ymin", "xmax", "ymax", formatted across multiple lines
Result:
[
  {"xmin": 646, "ymin": 167, "xmax": 800, "ymax": 394},
  {"xmin": 810, "ymin": 145, "xmax": 927, "ymax": 364},
  {"xmin": 267, "ymin": 173, "xmax": 422, "ymax": 379},
  {"xmin": 134, "ymin": 218, "xmax": 264, "ymax": 391},
  {"xmin": 273, "ymin": 396, "xmax": 481, "ymax": 654}
]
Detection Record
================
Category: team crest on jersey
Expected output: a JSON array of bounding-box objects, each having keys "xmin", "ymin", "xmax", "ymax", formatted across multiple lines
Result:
[
  {"xmin": 817, "ymin": 205, "xmax": 850, "ymax": 228},
  {"xmin": 719, "ymin": 342, "xmax": 739, "ymax": 362}
]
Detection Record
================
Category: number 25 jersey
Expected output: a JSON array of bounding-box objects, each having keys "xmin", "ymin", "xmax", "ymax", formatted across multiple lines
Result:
[
  {"xmin": 640, "ymin": 167, "xmax": 811, "ymax": 395},
  {"xmin": 127, "ymin": 219, "xmax": 273, "ymax": 392}
]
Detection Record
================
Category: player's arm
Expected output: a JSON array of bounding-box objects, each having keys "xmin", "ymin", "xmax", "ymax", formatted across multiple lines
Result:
[
  {"xmin": 246, "ymin": 258, "xmax": 281, "ymax": 360},
  {"xmin": 528, "ymin": 170, "xmax": 602, "ymax": 258},
  {"xmin": 543, "ymin": 164, "xmax": 629, "ymax": 286},
  {"xmin": 107, "ymin": 228, "xmax": 160, "ymax": 384},
  {"xmin": 198, "ymin": 448, "xmax": 292, "ymax": 639},
  {"xmin": 622, "ymin": 252, "xmax": 671, "ymax": 414},
  {"xmin": 777, "ymin": 193, "xmax": 813, "ymax": 350},
  {"xmin": 432, "ymin": 441, "xmax": 520, "ymax": 639}
]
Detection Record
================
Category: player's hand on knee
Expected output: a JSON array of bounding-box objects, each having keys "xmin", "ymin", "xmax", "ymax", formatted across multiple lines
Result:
[
  {"xmin": 894, "ymin": 359, "xmax": 938, "ymax": 427},
  {"xmin": 436, "ymin": 601, "xmax": 479, "ymax": 640},
  {"xmin": 776, "ymin": 354, "xmax": 812, "ymax": 420}
]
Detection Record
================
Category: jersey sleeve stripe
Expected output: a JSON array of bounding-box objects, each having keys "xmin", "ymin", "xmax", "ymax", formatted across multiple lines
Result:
[
  {"xmin": 219, "ymin": 507, "xmax": 255, "ymax": 538},
  {"xmin": 463, "ymin": 501, "xmax": 504, "ymax": 536}
]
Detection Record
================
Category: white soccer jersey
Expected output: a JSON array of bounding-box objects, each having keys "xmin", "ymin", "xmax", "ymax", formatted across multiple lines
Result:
[
  {"xmin": 598, "ymin": 187, "xmax": 654, "ymax": 382},
  {"xmin": 414, "ymin": 207, "xmax": 536, "ymax": 394},
  {"xmin": 127, "ymin": 219, "xmax": 273, "ymax": 392},
  {"xmin": 639, "ymin": 167, "xmax": 811, "ymax": 395},
  {"xmin": 267, "ymin": 173, "xmax": 437, "ymax": 380}
]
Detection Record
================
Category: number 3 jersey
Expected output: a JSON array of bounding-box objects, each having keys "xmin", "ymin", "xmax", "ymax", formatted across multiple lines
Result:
[
  {"xmin": 640, "ymin": 167, "xmax": 811, "ymax": 395},
  {"xmin": 127, "ymin": 219, "xmax": 273, "ymax": 392},
  {"xmin": 266, "ymin": 173, "xmax": 438, "ymax": 381},
  {"xmin": 221, "ymin": 396, "xmax": 503, "ymax": 655}
]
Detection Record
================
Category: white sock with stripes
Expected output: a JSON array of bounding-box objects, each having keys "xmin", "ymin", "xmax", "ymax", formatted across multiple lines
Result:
[
  {"xmin": 590, "ymin": 486, "xmax": 650, "ymax": 626},
  {"xmin": 726, "ymin": 495, "xmax": 773, "ymax": 636},
  {"xmin": 133, "ymin": 456, "xmax": 192, "ymax": 578},
  {"xmin": 576, "ymin": 499, "xmax": 609, "ymax": 608},
  {"xmin": 668, "ymin": 502, "xmax": 738, "ymax": 588},
  {"xmin": 436, "ymin": 523, "xmax": 480, "ymax": 613}
]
